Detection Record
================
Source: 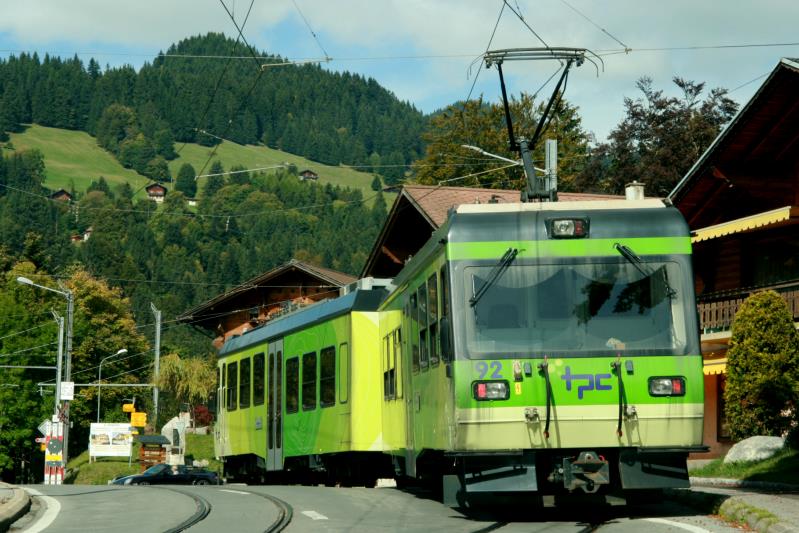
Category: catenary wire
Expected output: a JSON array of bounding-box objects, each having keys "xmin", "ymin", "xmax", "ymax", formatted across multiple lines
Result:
[{"xmin": 558, "ymin": 0, "xmax": 630, "ymax": 51}]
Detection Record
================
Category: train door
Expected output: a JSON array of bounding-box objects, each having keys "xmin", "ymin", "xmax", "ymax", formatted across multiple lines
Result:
[{"xmin": 267, "ymin": 339, "xmax": 283, "ymax": 471}]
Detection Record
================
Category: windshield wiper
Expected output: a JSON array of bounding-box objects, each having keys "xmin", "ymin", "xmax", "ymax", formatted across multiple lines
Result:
[
  {"xmin": 613, "ymin": 243, "xmax": 676, "ymax": 299},
  {"xmin": 469, "ymin": 247, "xmax": 518, "ymax": 307}
]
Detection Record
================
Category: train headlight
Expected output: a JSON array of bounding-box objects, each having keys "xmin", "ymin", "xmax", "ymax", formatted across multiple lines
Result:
[
  {"xmin": 648, "ymin": 377, "xmax": 685, "ymax": 396},
  {"xmin": 548, "ymin": 218, "xmax": 589, "ymax": 238},
  {"xmin": 473, "ymin": 380, "xmax": 510, "ymax": 401}
]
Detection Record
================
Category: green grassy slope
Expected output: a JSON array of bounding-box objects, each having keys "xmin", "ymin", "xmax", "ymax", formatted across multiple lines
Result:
[
  {"xmin": 7, "ymin": 124, "xmax": 389, "ymax": 202},
  {"xmin": 8, "ymin": 124, "xmax": 150, "ymax": 194}
]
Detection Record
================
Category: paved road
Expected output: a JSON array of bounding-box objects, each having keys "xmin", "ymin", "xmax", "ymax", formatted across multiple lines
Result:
[{"xmin": 12, "ymin": 484, "xmax": 743, "ymax": 532}]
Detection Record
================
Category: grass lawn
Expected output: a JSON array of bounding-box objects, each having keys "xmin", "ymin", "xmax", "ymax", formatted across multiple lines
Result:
[
  {"xmin": 65, "ymin": 432, "xmax": 220, "ymax": 485},
  {"xmin": 8, "ymin": 124, "xmax": 150, "ymax": 195},
  {"xmin": 6, "ymin": 124, "xmax": 395, "ymax": 205},
  {"xmin": 690, "ymin": 448, "xmax": 799, "ymax": 485}
]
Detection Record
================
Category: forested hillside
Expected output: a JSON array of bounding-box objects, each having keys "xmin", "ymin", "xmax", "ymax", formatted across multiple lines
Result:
[
  {"xmin": 0, "ymin": 147, "xmax": 387, "ymax": 354},
  {"xmin": 0, "ymin": 32, "xmax": 425, "ymax": 184}
]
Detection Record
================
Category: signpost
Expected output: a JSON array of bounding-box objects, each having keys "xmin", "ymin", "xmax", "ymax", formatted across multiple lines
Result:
[
  {"xmin": 60, "ymin": 381, "xmax": 74, "ymax": 401},
  {"xmin": 89, "ymin": 423, "xmax": 133, "ymax": 462}
]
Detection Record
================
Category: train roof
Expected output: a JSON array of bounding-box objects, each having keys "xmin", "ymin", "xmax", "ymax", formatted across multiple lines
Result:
[{"xmin": 218, "ymin": 288, "xmax": 386, "ymax": 357}]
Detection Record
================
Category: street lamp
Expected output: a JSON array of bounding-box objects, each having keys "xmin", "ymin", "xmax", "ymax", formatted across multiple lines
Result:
[
  {"xmin": 16, "ymin": 276, "xmax": 74, "ymax": 464},
  {"xmin": 97, "ymin": 349, "xmax": 128, "ymax": 423}
]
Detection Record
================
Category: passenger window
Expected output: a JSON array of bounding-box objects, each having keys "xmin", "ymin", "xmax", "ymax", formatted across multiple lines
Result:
[
  {"xmin": 418, "ymin": 284, "xmax": 429, "ymax": 369},
  {"xmin": 302, "ymin": 351, "xmax": 317, "ymax": 411},
  {"xmin": 239, "ymin": 357, "xmax": 251, "ymax": 409},
  {"xmin": 320, "ymin": 346, "xmax": 336, "ymax": 407},
  {"xmin": 253, "ymin": 353, "xmax": 265, "ymax": 406},
  {"xmin": 410, "ymin": 293, "xmax": 420, "ymax": 373},
  {"xmin": 383, "ymin": 335, "xmax": 391, "ymax": 399},
  {"xmin": 339, "ymin": 343, "xmax": 349, "ymax": 404},
  {"xmin": 220, "ymin": 364, "xmax": 226, "ymax": 414},
  {"xmin": 285, "ymin": 357, "xmax": 299, "ymax": 414},
  {"xmin": 428, "ymin": 273, "xmax": 439, "ymax": 366},
  {"xmin": 394, "ymin": 329, "xmax": 403, "ymax": 399},
  {"xmin": 227, "ymin": 361, "xmax": 238, "ymax": 411}
]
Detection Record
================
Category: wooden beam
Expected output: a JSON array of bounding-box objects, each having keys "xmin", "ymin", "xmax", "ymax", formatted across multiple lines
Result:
[{"xmin": 381, "ymin": 245, "xmax": 403, "ymax": 265}]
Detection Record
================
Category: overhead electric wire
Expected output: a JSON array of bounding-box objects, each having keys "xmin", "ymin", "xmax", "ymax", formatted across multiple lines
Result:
[
  {"xmin": 729, "ymin": 71, "xmax": 771, "ymax": 93},
  {"xmin": 0, "ymin": 342, "xmax": 56, "ymax": 359},
  {"xmin": 175, "ymin": 0, "xmax": 257, "ymax": 156},
  {"xmin": 502, "ymin": 0, "xmax": 554, "ymax": 51},
  {"xmin": 558, "ymin": 0, "xmax": 629, "ymax": 51},
  {"xmin": 0, "ymin": 323, "xmax": 54, "ymax": 341},
  {"xmin": 464, "ymin": 2, "xmax": 505, "ymax": 105},
  {"xmin": 291, "ymin": 0, "xmax": 331, "ymax": 61}
]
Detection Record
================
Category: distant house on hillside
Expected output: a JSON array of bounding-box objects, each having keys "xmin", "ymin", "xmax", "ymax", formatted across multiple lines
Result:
[
  {"xmin": 49, "ymin": 189, "xmax": 73, "ymax": 202},
  {"xmin": 298, "ymin": 169, "xmax": 319, "ymax": 181},
  {"xmin": 145, "ymin": 183, "xmax": 167, "ymax": 203}
]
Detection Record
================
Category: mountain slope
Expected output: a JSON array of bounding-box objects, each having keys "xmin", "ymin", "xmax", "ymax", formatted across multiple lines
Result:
[{"xmin": 7, "ymin": 124, "xmax": 391, "ymax": 202}]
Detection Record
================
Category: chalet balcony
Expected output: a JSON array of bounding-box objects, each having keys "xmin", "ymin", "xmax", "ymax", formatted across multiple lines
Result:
[{"xmin": 697, "ymin": 281, "xmax": 799, "ymax": 333}]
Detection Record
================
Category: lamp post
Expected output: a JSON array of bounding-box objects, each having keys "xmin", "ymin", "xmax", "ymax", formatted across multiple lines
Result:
[
  {"xmin": 16, "ymin": 276, "xmax": 74, "ymax": 463},
  {"xmin": 97, "ymin": 349, "xmax": 128, "ymax": 423}
]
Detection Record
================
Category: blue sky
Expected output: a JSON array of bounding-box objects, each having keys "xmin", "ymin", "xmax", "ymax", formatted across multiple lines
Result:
[{"xmin": 2, "ymin": 1, "xmax": 799, "ymax": 141}]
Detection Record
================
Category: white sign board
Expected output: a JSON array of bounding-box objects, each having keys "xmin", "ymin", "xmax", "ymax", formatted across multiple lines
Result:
[
  {"xmin": 89, "ymin": 423, "xmax": 133, "ymax": 458},
  {"xmin": 38, "ymin": 419, "xmax": 52, "ymax": 436},
  {"xmin": 60, "ymin": 381, "xmax": 74, "ymax": 401}
]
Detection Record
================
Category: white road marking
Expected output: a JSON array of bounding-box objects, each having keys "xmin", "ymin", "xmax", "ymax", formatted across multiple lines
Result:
[
  {"xmin": 219, "ymin": 489, "xmax": 251, "ymax": 495},
  {"xmin": 22, "ymin": 488, "xmax": 61, "ymax": 533},
  {"xmin": 643, "ymin": 517, "xmax": 711, "ymax": 533},
  {"xmin": 302, "ymin": 510, "xmax": 329, "ymax": 520}
]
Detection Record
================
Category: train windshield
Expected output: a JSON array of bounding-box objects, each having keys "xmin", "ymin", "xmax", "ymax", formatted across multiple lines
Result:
[{"xmin": 463, "ymin": 260, "xmax": 691, "ymax": 358}]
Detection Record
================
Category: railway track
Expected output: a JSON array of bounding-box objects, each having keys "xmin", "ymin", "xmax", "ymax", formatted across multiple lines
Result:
[{"xmin": 158, "ymin": 486, "xmax": 212, "ymax": 532}]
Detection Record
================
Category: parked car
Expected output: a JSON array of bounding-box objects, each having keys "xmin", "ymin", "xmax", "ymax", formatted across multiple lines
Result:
[{"xmin": 111, "ymin": 463, "xmax": 221, "ymax": 486}]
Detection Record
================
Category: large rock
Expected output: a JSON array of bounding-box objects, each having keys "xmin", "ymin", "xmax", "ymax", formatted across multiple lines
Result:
[{"xmin": 723, "ymin": 436, "xmax": 785, "ymax": 464}]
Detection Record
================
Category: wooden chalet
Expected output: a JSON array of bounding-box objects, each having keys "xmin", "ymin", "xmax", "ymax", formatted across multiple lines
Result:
[
  {"xmin": 177, "ymin": 259, "xmax": 355, "ymax": 350},
  {"xmin": 49, "ymin": 189, "xmax": 73, "ymax": 202},
  {"xmin": 361, "ymin": 185, "xmax": 620, "ymax": 278},
  {"xmin": 145, "ymin": 183, "xmax": 168, "ymax": 203},
  {"xmin": 298, "ymin": 169, "xmax": 319, "ymax": 181},
  {"xmin": 670, "ymin": 58, "xmax": 799, "ymax": 457}
]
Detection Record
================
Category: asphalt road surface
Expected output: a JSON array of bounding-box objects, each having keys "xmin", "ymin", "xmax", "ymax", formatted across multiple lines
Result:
[{"xmin": 11, "ymin": 484, "xmax": 743, "ymax": 532}]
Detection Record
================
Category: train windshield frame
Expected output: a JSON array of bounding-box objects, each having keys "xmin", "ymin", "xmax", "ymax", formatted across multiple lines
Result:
[{"xmin": 460, "ymin": 259, "xmax": 693, "ymax": 358}]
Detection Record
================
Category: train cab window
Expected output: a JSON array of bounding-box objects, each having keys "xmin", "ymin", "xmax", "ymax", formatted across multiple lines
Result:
[
  {"xmin": 302, "ymin": 351, "xmax": 317, "ymax": 411},
  {"xmin": 339, "ymin": 343, "xmax": 349, "ymax": 404},
  {"xmin": 418, "ymin": 283, "xmax": 429, "ymax": 370},
  {"xmin": 227, "ymin": 361, "xmax": 238, "ymax": 411},
  {"xmin": 253, "ymin": 353, "xmax": 265, "ymax": 406},
  {"xmin": 393, "ymin": 329, "xmax": 403, "ymax": 398},
  {"xmin": 286, "ymin": 357, "xmax": 299, "ymax": 414},
  {"xmin": 410, "ymin": 293, "xmax": 420, "ymax": 373},
  {"xmin": 320, "ymin": 346, "xmax": 336, "ymax": 407},
  {"xmin": 427, "ymin": 273, "xmax": 439, "ymax": 366},
  {"xmin": 239, "ymin": 357, "xmax": 251, "ymax": 409}
]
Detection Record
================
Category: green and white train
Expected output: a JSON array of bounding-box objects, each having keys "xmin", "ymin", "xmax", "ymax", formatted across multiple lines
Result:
[{"xmin": 215, "ymin": 197, "xmax": 705, "ymax": 501}]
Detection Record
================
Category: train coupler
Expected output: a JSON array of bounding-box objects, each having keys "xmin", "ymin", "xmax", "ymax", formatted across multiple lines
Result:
[{"xmin": 549, "ymin": 451, "xmax": 610, "ymax": 493}]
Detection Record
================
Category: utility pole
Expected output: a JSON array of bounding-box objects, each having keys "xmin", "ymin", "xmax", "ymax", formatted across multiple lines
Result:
[
  {"xmin": 151, "ymin": 303, "xmax": 161, "ymax": 429},
  {"xmin": 51, "ymin": 311, "xmax": 64, "ymax": 418},
  {"xmin": 62, "ymin": 289, "xmax": 74, "ymax": 465}
]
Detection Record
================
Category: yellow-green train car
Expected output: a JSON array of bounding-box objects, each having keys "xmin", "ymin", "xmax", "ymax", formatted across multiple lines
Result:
[
  {"xmin": 378, "ymin": 199, "xmax": 706, "ymax": 503},
  {"xmin": 214, "ymin": 285, "xmax": 393, "ymax": 484}
]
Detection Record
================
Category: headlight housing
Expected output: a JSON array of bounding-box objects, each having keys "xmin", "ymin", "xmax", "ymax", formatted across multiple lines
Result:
[
  {"xmin": 648, "ymin": 377, "xmax": 685, "ymax": 396},
  {"xmin": 472, "ymin": 380, "xmax": 510, "ymax": 401}
]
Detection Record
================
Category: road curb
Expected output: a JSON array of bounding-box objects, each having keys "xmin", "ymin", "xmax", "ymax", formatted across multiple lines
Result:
[
  {"xmin": 690, "ymin": 476, "xmax": 799, "ymax": 491},
  {"xmin": 718, "ymin": 497, "xmax": 799, "ymax": 533},
  {"xmin": 665, "ymin": 486, "xmax": 799, "ymax": 533},
  {"xmin": 0, "ymin": 482, "xmax": 31, "ymax": 533}
]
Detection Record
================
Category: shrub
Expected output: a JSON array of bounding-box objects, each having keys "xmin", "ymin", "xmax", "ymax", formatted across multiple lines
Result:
[
  {"xmin": 193, "ymin": 405, "xmax": 214, "ymax": 427},
  {"xmin": 724, "ymin": 291, "xmax": 799, "ymax": 440}
]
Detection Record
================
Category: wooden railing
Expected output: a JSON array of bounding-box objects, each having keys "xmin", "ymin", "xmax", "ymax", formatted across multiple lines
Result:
[{"xmin": 698, "ymin": 285, "xmax": 799, "ymax": 331}]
